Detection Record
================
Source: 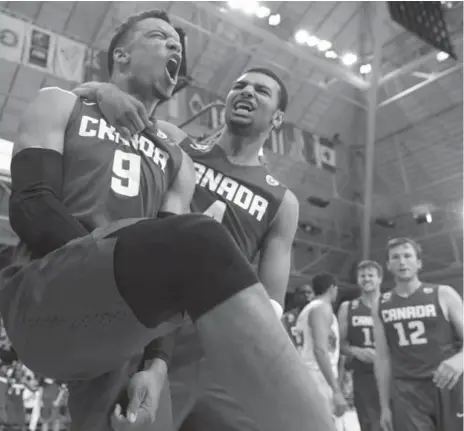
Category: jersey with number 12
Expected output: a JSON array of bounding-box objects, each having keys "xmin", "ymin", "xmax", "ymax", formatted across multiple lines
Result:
[
  {"xmin": 378, "ymin": 284, "xmax": 457, "ymax": 380},
  {"xmin": 184, "ymin": 143, "xmax": 286, "ymax": 261},
  {"xmin": 61, "ymin": 100, "xmax": 183, "ymax": 231}
]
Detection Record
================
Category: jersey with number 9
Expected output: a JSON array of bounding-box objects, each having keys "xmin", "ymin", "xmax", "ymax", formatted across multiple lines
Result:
[
  {"xmin": 62, "ymin": 100, "xmax": 183, "ymax": 230},
  {"xmin": 183, "ymin": 143, "xmax": 286, "ymax": 261},
  {"xmin": 378, "ymin": 284, "xmax": 458, "ymax": 379}
]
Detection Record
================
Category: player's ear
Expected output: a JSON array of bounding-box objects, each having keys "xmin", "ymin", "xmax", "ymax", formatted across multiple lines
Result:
[
  {"xmin": 113, "ymin": 47, "xmax": 130, "ymax": 68},
  {"xmin": 417, "ymin": 258, "xmax": 422, "ymax": 271},
  {"xmin": 271, "ymin": 110, "xmax": 283, "ymax": 129}
]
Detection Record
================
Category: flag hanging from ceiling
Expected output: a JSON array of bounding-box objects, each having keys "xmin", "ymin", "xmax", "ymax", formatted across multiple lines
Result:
[
  {"xmin": 54, "ymin": 35, "xmax": 86, "ymax": 82},
  {"xmin": 387, "ymin": 1, "xmax": 457, "ymax": 59},
  {"xmin": 0, "ymin": 13, "xmax": 27, "ymax": 64},
  {"xmin": 314, "ymin": 136, "xmax": 336, "ymax": 172},
  {"xmin": 24, "ymin": 25, "xmax": 56, "ymax": 72}
]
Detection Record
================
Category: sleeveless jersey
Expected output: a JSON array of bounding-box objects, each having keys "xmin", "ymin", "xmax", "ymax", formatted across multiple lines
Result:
[
  {"xmin": 378, "ymin": 284, "xmax": 457, "ymax": 380},
  {"xmin": 60, "ymin": 99, "xmax": 183, "ymax": 230},
  {"xmin": 183, "ymin": 143, "xmax": 286, "ymax": 261},
  {"xmin": 347, "ymin": 298, "xmax": 375, "ymax": 374},
  {"xmin": 294, "ymin": 301, "xmax": 340, "ymax": 375}
]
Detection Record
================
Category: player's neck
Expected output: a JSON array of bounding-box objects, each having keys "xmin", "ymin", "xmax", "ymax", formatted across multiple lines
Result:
[
  {"xmin": 110, "ymin": 75, "xmax": 161, "ymax": 117},
  {"xmin": 395, "ymin": 277, "xmax": 421, "ymax": 296},
  {"xmin": 360, "ymin": 291, "xmax": 378, "ymax": 308},
  {"xmin": 217, "ymin": 129, "xmax": 263, "ymax": 166}
]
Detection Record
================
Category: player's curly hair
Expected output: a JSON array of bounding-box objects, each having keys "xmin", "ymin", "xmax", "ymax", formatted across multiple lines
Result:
[{"xmin": 107, "ymin": 9, "xmax": 171, "ymax": 76}]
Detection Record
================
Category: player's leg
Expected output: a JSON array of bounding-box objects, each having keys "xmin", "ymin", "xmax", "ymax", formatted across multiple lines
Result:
[
  {"xmin": 353, "ymin": 371, "xmax": 381, "ymax": 431},
  {"xmin": 436, "ymin": 376, "xmax": 463, "ymax": 431},
  {"xmin": 391, "ymin": 379, "xmax": 435, "ymax": 431},
  {"xmin": 110, "ymin": 214, "xmax": 336, "ymax": 431}
]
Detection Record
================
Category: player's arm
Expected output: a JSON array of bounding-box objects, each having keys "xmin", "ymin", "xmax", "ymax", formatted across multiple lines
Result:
[
  {"xmin": 433, "ymin": 285, "xmax": 463, "ymax": 389},
  {"xmin": 157, "ymin": 120, "xmax": 196, "ymax": 215},
  {"xmin": 10, "ymin": 87, "xmax": 89, "ymax": 257},
  {"xmin": 337, "ymin": 302, "xmax": 349, "ymax": 383},
  {"xmin": 257, "ymin": 190, "xmax": 299, "ymax": 318},
  {"xmin": 72, "ymin": 82, "xmax": 152, "ymax": 137},
  {"xmin": 372, "ymin": 298, "xmax": 392, "ymax": 413},
  {"xmin": 309, "ymin": 303, "xmax": 342, "ymax": 394}
]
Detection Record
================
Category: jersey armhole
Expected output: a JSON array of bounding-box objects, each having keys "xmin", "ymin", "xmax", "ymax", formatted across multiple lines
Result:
[{"xmin": 63, "ymin": 97, "xmax": 84, "ymax": 151}]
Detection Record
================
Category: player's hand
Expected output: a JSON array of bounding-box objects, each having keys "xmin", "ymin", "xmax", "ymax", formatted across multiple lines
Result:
[
  {"xmin": 110, "ymin": 370, "xmax": 164, "ymax": 430},
  {"xmin": 380, "ymin": 407, "xmax": 393, "ymax": 431},
  {"xmin": 332, "ymin": 390, "xmax": 348, "ymax": 417},
  {"xmin": 353, "ymin": 347, "xmax": 376, "ymax": 363},
  {"xmin": 96, "ymin": 84, "xmax": 153, "ymax": 140},
  {"xmin": 433, "ymin": 353, "xmax": 463, "ymax": 390}
]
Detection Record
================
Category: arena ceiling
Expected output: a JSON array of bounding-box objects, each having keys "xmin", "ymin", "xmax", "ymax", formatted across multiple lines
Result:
[{"xmin": 0, "ymin": 1, "xmax": 462, "ymax": 291}]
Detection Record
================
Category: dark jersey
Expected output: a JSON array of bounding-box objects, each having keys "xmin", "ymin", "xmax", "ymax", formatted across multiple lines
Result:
[
  {"xmin": 347, "ymin": 298, "xmax": 375, "ymax": 374},
  {"xmin": 60, "ymin": 99, "xmax": 183, "ymax": 230},
  {"xmin": 183, "ymin": 143, "xmax": 286, "ymax": 261},
  {"xmin": 378, "ymin": 284, "xmax": 457, "ymax": 380}
]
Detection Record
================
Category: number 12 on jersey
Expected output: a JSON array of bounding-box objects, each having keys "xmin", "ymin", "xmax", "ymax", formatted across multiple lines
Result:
[
  {"xmin": 393, "ymin": 320, "xmax": 427, "ymax": 346},
  {"xmin": 203, "ymin": 200, "xmax": 227, "ymax": 223}
]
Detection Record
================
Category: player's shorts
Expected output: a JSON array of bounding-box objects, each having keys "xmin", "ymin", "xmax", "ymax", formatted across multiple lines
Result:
[
  {"xmin": 391, "ymin": 377, "xmax": 463, "ymax": 431},
  {"xmin": 352, "ymin": 370, "xmax": 380, "ymax": 431},
  {"xmin": 0, "ymin": 218, "xmax": 183, "ymax": 382}
]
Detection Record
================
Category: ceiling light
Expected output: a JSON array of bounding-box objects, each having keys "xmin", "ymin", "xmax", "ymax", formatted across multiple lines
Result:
[
  {"xmin": 268, "ymin": 14, "xmax": 281, "ymax": 26},
  {"xmin": 325, "ymin": 50, "xmax": 338, "ymax": 59},
  {"xmin": 256, "ymin": 5, "xmax": 271, "ymax": 18},
  {"xmin": 306, "ymin": 35, "xmax": 319, "ymax": 47},
  {"xmin": 317, "ymin": 40, "xmax": 332, "ymax": 52},
  {"xmin": 227, "ymin": 0, "xmax": 246, "ymax": 10},
  {"xmin": 243, "ymin": 0, "xmax": 259, "ymax": 15},
  {"xmin": 342, "ymin": 52, "xmax": 358, "ymax": 66},
  {"xmin": 436, "ymin": 51, "xmax": 449, "ymax": 62},
  {"xmin": 295, "ymin": 30, "xmax": 309, "ymax": 44},
  {"xmin": 360, "ymin": 63, "xmax": 372, "ymax": 74}
]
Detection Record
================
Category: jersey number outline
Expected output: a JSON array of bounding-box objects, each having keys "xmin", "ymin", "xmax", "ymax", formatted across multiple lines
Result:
[
  {"xmin": 203, "ymin": 200, "xmax": 227, "ymax": 223},
  {"xmin": 362, "ymin": 327, "xmax": 374, "ymax": 346},
  {"xmin": 393, "ymin": 320, "xmax": 427, "ymax": 346},
  {"xmin": 111, "ymin": 150, "xmax": 141, "ymax": 197}
]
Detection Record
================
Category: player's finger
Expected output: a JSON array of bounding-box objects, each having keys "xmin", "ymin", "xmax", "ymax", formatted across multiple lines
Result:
[
  {"xmin": 135, "ymin": 102, "xmax": 153, "ymax": 130},
  {"xmin": 125, "ymin": 110, "xmax": 145, "ymax": 135},
  {"xmin": 446, "ymin": 372, "xmax": 461, "ymax": 390},
  {"xmin": 118, "ymin": 126, "xmax": 132, "ymax": 141}
]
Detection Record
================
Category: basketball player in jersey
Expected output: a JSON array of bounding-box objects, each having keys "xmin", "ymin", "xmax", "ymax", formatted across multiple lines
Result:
[
  {"xmin": 338, "ymin": 260, "xmax": 382, "ymax": 431},
  {"xmin": 373, "ymin": 237, "xmax": 463, "ymax": 431},
  {"xmin": 76, "ymin": 68, "xmax": 301, "ymax": 431},
  {"xmin": 294, "ymin": 273, "xmax": 348, "ymax": 430},
  {"xmin": 283, "ymin": 284, "xmax": 314, "ymax": 348},
  {"xmin": 1, "ymin": 9, "xmax": 335, "ymax": 431}
]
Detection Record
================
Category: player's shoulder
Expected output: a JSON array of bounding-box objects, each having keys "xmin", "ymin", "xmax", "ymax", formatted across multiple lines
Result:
[
  {"xmin": 436, "ymin": 284, "xmax": 460, "ymax": 301},
  {"xmin": 27, "ymin": 87, "xmax": 77, "ymax": 116},
  {"xmin": 379, "ymin": 290, "xmax": 393, "ymax": 304},
  {"xmin": 156, "ymin": 119, "xmax": 189, "ymax": 146}
]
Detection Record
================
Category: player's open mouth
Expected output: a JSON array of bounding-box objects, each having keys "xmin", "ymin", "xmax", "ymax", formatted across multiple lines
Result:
[
  {"xmin": 232, "ymin": 100, "xmax": 255, "ymax": 115},
  {"xmin": 165, "ymin": 54, "xmax": 181, "ymax": 84}
]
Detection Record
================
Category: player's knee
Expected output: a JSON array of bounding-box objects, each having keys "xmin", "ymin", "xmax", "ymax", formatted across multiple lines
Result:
[{"xmin": 177, "ymin": 214, "xmax": 259, "ymax": 320}]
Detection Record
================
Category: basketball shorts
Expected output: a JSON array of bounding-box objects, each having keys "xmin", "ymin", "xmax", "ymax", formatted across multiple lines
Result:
[
  {"xmin": 391, "ymin": 377, "xmax": 463, "ymax": 431},
  {"xmin": 0, "ymin": 218, "xmax": 183, "ymax": 382},
  {"xmin": 352, "ymin": 371, "xmax": 381, "ymax": 431}
]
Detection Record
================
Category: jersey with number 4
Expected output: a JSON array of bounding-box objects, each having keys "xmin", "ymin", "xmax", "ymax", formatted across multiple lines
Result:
[
  {"xmin": 347, "ymin": 298, "xmax": 375, "ymax": 374},
  {"xmin": 378, "ymin": 284, "xmax": 457, "ymax": 380},
  {"xmin": 185, "ymin": 144, "xmax": 286, "ymax": 261},
  {"xmin": 61, "ymin": 99, "xmax": 183, "ymax": 230}
]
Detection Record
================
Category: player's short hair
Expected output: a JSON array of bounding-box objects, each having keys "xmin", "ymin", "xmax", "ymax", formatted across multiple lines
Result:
[
  {"xmin": 386, "ymin": 237, "xmax": 422, "ymax": 260},
  {"xmin": 107, "ymin": 9, "xmax": 171, "ymax": 76},
  {"xmin": 312, "ymin": 272, "xmax": 337, "ymax": 296},
  {"xmin": 357, "ymin": 260, "xmax": 383, "ymax": 278},
  {"xmin": 243, "ymin": 67, "xmax": 288, "ymax": 112}
]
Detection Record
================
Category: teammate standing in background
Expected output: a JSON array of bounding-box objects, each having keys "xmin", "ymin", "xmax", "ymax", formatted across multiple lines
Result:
[
  {"xmin": 283, "ymin": 284, "xmax": 314, "ymax": 348},
  {"xmin": 77, "ymin": 67, "xmax": 301, "ymax": 431},
  {"xmin": 294, "ymin": 273, "xmax": 348, "ymax": 430},
  {"xmin": 374, "ymin": 237, "xmax": 463, "ymax": 431},
  {"xmin": 338, "ymin": 260, "xmax": 382, "ymax": 431}
]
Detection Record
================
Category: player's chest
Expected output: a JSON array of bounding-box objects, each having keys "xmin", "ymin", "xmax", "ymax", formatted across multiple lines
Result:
[{"xmin": 193, "ymin": 161, "xmax": 270, "ymax": 223}]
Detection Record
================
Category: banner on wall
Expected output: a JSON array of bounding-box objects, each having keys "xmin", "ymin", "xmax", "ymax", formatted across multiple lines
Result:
[
  {"xmin": 54, "ymin": 35, "xmax": 86, "ymax": 82},
  {"xmin": 0, "ymin": 13, "xmax": 27, "ymax": 64},
  {"xmin": 24, "ymin": 25, "xmax": 56, "ymax": 72}
]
